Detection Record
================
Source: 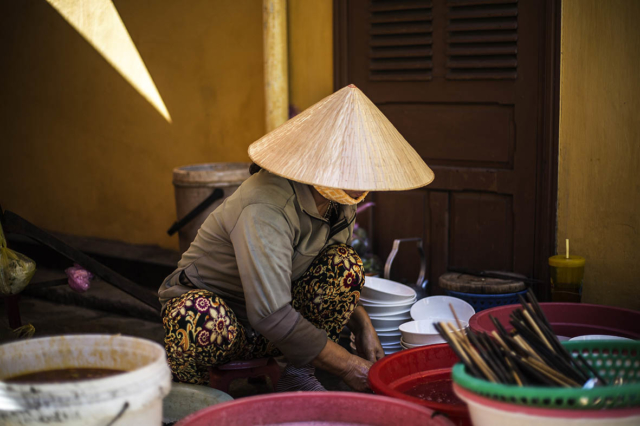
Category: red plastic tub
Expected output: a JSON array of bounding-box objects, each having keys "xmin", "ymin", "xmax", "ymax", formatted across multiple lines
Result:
[
  {"xmin": 368, "ymin": 344, "xmax": 470, "ymax": 426},
  {"xmin": 469, "ymin": 302, "xmax": 640, "ymax": 338},
  {"xmin": 175, "ymin": 391, "xmax": 455, "ymax": 426}
]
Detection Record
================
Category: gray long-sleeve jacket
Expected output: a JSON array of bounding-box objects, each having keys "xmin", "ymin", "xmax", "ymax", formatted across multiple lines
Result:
[{"xmin": 158, "ymin": 170, "xmax": 356, "ymax": 365}]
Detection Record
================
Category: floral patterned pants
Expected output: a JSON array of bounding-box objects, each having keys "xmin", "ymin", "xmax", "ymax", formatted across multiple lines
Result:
[{"xmin": 162, "ymin": 244, "xmax": 364, "ymax": 385}]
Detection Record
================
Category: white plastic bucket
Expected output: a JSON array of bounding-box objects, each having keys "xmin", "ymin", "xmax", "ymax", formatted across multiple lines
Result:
[
  {"xmin": 0, "ymin": 334, "xmax": 172, "ymax": 425},
  {"xmin": 454, "ymin": 384, "xmax": 640, "ymax": 426}
]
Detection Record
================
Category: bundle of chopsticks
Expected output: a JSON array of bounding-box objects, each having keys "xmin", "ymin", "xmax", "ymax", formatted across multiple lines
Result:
[{"xmin": 435, "ymin": 289, "xmax": 606, "ymax": 387}]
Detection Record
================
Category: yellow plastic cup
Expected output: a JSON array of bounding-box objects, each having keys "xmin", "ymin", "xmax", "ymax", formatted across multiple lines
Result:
[{"xmin": 548, "ymin": 255, "xmax": 585, "ymax": 303}]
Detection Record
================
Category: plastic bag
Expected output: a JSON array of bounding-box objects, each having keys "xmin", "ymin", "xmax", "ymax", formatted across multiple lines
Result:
[
  {"xmin": 65, "ymin": 263, "xmax": 93, "ymax": 293},
  {"xmin": 0, "ymin": 222, "xmax": 36, "ymax": 295}
]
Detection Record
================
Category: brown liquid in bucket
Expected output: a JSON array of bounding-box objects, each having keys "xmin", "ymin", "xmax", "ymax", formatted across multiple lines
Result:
[{"xmin": 6, "ymin": 368, "xmax": 125, "ymax": 383}]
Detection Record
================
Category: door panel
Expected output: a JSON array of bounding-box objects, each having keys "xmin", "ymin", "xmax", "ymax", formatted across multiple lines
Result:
[
  {"xmin": 449, "ymin": 192, "xmax": 514, "ymax": 271},
  {"xmin": 336, "ymin": 0, "xmax": 550, "ymax": 293},
  {"xmin": 378, "ymin": 103, "xmax": 515, "ymax": 167}
]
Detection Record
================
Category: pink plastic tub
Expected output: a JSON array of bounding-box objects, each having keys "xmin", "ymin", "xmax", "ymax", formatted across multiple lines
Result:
[
  {"xmin": 175, "ymin": 391, "xmax": 455, "ymax": 426},
  {"xmin": 368, "ymin": 344, "xmax": 470, "ymax": 426},
  {"xmin": 469, "ymin": 302, "xmax": 640, "ymax": 338}
]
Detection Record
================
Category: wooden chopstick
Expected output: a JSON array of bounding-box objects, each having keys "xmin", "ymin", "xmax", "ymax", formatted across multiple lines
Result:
[
  {"xmin": 434, "ymin": 322, "xmax": 484, "ymax": 379},
  {"xmin": 440, "ymin": 291, "xmax": 598, "ymax": 388},
  {"xmin": 449, "ymin": 303, "xmax": 464, "ymax": 331},
  {"xmin": 445, "ymin": 322, "xmax": 498, "ymax": 383}
]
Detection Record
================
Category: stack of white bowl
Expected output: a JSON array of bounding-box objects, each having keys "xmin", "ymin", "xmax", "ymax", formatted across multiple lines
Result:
[
  {"xmin": 399, "ymin": 296, "xmax": 475, "ymax": 350},
  {"xmin": 354, "ymin": 277, "xmax": 417, "ymax": 356}
]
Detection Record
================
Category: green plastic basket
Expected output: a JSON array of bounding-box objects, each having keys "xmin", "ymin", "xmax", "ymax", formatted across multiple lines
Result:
[{"xmin": 452, "ymin": 340, "xmax": 640, "ymax": 410}]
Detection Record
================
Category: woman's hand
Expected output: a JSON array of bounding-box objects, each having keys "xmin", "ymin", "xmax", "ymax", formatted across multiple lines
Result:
[
  {"xmin": 348, "ymin": 305, "xmax": 385, "ymax": 363},
  {"xmin": 354, "ymin": 323, "xmax": 385, "ymax": 363},
  {"xmin": 342, "ymin": 355, "xmax": 373, "ymax": 392},
  {"xmin": 311, "ymin": 306, "xmax": 384, "ymax": 392},
  {"xmin": 311, "ymin": 339, "xmax": 373, "ymax": 392}
]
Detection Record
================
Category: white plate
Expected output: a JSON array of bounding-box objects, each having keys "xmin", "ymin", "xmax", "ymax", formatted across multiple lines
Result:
[
  {"xmin": 569, "ymin": 335, "xmax": 633, "ymax": 341},
  {"xmin": 376, "ymin": 330, "xmax": 402, "ymax": 337},
  {"xmin": 410, "ymin": 296, "xmax": 475, "ymax": 322},
  {"xmin": 359, "ymin": 295, "xmax": 417, "ymax": 306},
  {"xmin": 361, "ymin": 277, "xmax": 417, "ymax": 303},
  {"xmin": 373, "ymin": 326, "xmax": 401, "ymax": 333},
  {"xmin": 400, "ymin": 319, "xmax": 467, "ymax": 345}
]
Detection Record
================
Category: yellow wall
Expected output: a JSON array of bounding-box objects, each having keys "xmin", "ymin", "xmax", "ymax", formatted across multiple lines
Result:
[
  {"xmin": 0, "ymin": 0, "xmax": 332, "ymax": 250},
  {"xmin": 558, "ymin": 0, "xmax": 640, "ymax": 309},
  {"xmin": 288, "ymin": 0, "xmax": 333, "ymax": 111}
]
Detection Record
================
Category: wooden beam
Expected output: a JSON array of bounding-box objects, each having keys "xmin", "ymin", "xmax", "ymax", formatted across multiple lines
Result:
[{"xmin": 1, "ymin": 210, "xmax": 161, "ymax": 312}]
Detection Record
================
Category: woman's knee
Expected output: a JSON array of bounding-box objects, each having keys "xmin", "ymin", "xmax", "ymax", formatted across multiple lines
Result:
[
  {"xmin": 322, "ymin": 244, "xmax": 365, "ymax": 290},
  {"xmin": 163, "ymin": 290, "xmax": 242, "ymax": 355}
]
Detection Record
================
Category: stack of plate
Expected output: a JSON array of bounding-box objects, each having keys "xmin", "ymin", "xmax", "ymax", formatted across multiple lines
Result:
[
  {"xmin": 353, "ymin": 277, "xmax": 417, "ymax": 356},
  {"xmin": 399, "ymin": 296, "xmax": 476, "ymax": 350}
]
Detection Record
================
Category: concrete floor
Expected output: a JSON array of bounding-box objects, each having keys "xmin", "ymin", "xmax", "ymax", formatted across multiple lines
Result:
[{"xmin": 0, "ymin": 268, "xmax": 351, "ymax": 398}]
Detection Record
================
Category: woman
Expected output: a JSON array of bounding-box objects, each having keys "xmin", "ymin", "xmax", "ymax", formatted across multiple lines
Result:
[{"xmin": 158, "ymin": 85, "xmax": 434, "ymax": 391}]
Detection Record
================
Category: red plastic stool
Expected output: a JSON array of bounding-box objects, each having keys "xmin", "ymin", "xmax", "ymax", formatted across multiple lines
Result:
[{"xmin": 208, "ymin": 358, "xmax": 280, "ymax": 393}]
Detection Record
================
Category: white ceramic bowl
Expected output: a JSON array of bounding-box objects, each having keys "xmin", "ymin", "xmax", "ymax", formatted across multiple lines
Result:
[
  {"xmin": 370, "ymin": 314, "xmax": 412, "ymax": 330},
  {"xmin": 377, "ymin": 330, "xmax": 402, "ymax": 337},
  {"xmin": 569, "ymin": 335, "xmax": 633, "ymax": 341},
  {"xmin": 400, "ymin": 338, "xmax": 424, "ymax": 349},
  {"xmin": 374, "ymin": 326, "xmax": 403, "ymax": 333},
  {"xmin": 399, "ymin": 319, "xmax": 468, "ymax": 345},
  {"xmin": 350, "ymin": 332, "xmax": 400, "ymax": 345},
  {"xmin": 379, "ymin": 334, "xmax": 402, "ymax": 345},
  {"xmin": 382, "ymin": 348, "xmax": 402, "ymax": 354},
  {"xmin": 359, "ymin": 295, "xmax": 417, "ymax": 306},
  {"xmin": 410, "ymin": 296, "xmax": 475, "ymax": 322},
  {"xmin": 361, "ymin": 277, "xmax": 417, "ymax": 303},
  {"xmin": 369, "ymin": 310, "xmax": 412, "ymax": 320},
  {"xmin": 360, "ymin": 301, "xmax": 413, "ymax": 317}
]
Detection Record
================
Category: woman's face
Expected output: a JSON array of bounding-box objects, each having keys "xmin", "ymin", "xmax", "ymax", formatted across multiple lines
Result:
[{"xmin": 345, "ymin": 190, "xmax": 365, "ymax": 199}]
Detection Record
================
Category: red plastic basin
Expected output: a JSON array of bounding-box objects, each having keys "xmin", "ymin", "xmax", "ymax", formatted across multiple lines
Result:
[
  {"xmin": 175, "ymin": 391, "xmax": 455, "ymax": 426},
  {"xmin": 368, "ymin": 344, "xmax": 470, "ymax": 426},
  {"xmin": 469, "ymin": 302, "xmax": 640, "ymax": 338}
]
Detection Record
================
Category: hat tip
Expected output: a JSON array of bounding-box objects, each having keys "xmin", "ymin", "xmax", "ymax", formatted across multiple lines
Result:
[{"xmin": 348, "ymin": 84, "xmax": 357, "ymax": 88}]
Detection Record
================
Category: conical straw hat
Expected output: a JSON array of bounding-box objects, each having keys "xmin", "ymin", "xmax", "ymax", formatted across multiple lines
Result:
[{"xmin": 248, "ymin": 84, "xmax": 434, "ymax": 191}]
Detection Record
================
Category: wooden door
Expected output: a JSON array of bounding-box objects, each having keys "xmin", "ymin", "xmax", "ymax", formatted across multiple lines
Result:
[{"xmin": 334, "ymin": 0, "xmax": 560, "ymax": 296}]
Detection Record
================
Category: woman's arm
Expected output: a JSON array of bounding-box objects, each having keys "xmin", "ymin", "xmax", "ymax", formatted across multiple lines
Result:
[{"xmin": 347, "ymin": 305, "xmax": 385, "ymax": 362}]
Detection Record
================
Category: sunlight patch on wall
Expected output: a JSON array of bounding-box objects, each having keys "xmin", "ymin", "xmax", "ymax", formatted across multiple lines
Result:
[{"xmin": 46, "ymin": 0, "xmax": 171, "ymax": 122}]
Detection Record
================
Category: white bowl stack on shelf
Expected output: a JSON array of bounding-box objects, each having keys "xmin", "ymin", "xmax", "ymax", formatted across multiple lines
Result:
[
  {"xmin": 399, "ymin": 296, "xmax": 475, "ymax": 350},
  {"xmin": 352, "ymin": 277, "xmax": 417, "ymax": 356}
]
